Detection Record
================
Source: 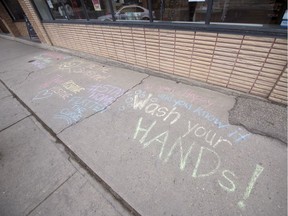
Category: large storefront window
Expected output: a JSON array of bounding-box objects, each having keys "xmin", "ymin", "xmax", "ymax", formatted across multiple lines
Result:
[
  {"xmin": 210, "ymin": 0, "xmax": 287, "ymax": 26},
  {"xmin": 1, "ymin": 0, "xmax": 24, "ymax": 21},
  {"xmin": 32, "ymin": 0, "xmax": 287, "ymax": 29}
]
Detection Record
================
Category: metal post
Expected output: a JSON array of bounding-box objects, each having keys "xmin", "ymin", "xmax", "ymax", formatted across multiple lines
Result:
[
  {"xmin": 205, "ymin": 0, "xmax": 213, "ymax": 25},
  {"xmin": 79, "ymin": 0, "xmax": 90, "ymax": 20},
  {"xmin": 148, "ymin": 0, "xmax": 153, "ymax": 22},
  {"xmin": 107, "ymin": 0, "xmax": 115, "ymax": 21}
]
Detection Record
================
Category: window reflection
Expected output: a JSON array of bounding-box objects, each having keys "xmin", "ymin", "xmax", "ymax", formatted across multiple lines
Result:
[
  {"xmin": 152, "ymin": 0, "xmax": 207, "ymax": 22},
  {"xmin": 210, "ymin": 0, "xmax": 287, "ymax": 26},
  {"xmin": 82, "ymin": 0, "xmax": 109, "ymax": 19},
  {"xmin": 30, "ymin": 0, "xmax": 287, "ymax": 28},
  {"xmin": 105, "ymin": 0, "xmax": 151, "ymax": 21},
  {"xmin": 48, "ymin": 0, "xmax": 86, "ymax": 19}
]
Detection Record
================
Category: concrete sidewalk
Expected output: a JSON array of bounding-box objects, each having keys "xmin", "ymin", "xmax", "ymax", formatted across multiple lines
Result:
[{"xmin": 0, "ymin": 37, "xmax": 287, "ymax": 216}]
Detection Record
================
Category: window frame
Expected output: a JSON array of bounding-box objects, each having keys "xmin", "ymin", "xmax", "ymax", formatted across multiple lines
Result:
[{"xmin": 31, "ymin": 0, "xmax": 287, "ymax": 38}]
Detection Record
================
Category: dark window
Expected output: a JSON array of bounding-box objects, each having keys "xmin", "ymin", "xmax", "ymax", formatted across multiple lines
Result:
[
  {"xmin": 1, "ymin": 0, "xmax": 24, "ymax": 21},
  {"xmin": 33, "ymin": 0, "xmax": 53, "ymax": 20}
]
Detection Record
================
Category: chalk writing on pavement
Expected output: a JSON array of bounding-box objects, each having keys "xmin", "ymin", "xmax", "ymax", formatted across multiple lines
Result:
[
  {"xmin": 117, "ymin": 88, "xmax": 263, "ymax": 210},
  {"xmin": 31, "ymin": 76, "xmax": 124, "ymax": 125},
  {"xmin": 32, "ymin": 79, "xmax": 84, "ymax": 101},
  {"xmin": 120, "ymin": 90, "xmax": 250, "ymax": 143},
  {"xmin": 58, "ymin": 60, "xmax": 111, "ymax": 81},
  {"xmin": 133, "ymin": 115, "xmax": 263, "ymax": 210},
  {"xmin": 31, "ymin": 52, "xmax": 71, "ymax": 69},
  {"xmin": 54, "ymin": 84, "xmax": 124, "ymax": 125}
]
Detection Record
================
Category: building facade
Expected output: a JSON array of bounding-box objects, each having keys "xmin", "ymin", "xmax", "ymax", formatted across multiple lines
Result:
[{"xmin": 0, "ymin": 0, "xmax": 287, "ymax": 105}]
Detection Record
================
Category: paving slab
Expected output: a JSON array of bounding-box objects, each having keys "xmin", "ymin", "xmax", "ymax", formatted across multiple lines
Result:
[
  {"xmin": 0, "ymin": 117, "xmax": 76, "ymax": 216},
  {"xmin": 29, "ymin": 172, "xmax": 129, "ymax": 216},
  {"xmin": 229, "ymin": 96, "xmax": 287, "ymax": 144},
  {"xmin": 12, "ymin": 57, "xmax": 148, "ymax": 134},
  {"xmin": 59, "ymin": 76, "xmax": 287, "ymax": 216},
  {"xmin": 0, "ymin": 96, "xmax": 30, "ymax": 131},
  {"xmin": 0, "ymin": 82, "xmax": 11, "ymax": 99}
]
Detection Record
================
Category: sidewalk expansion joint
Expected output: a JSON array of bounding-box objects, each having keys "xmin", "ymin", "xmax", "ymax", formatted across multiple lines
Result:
[
  {"xmin": 67, "ymin": 156, "xmax": 128, "ymax": 216},
  {"xmin": 62, "ymin": 145, "xmax": 140, "ymax": 216},
  {"xmin": 0, "ymin": 114, "xmax": 32, "ymax": 133},
  {"xmin": 0, "ymin": 79, "xmax": 141, "ymax": 216},
  {"xmin": 0, "ymin": 79, "xmax": 58, "ymax": 139},
  {"xmin": 25, "ymin": 171, "xmax": 77, "ymax": 216},
  {"xmin": 57, "ymin": 74, "xmax": 150, "ymax": 135}
]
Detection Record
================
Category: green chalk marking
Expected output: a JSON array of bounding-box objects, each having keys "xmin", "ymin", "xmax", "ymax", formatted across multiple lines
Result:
[{"xmin": 238, "ymin": 164, "xmax": 264, "ymax": 209}]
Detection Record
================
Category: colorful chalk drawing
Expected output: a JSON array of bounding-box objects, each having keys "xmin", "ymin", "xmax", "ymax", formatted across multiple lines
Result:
[
  {"xmin": 116, "ymin": 88, "xmax": 265, "ymax": 210},
  {"xmin": 62, "ymin": 80, "xmax": 85, "ymax": 94},
  {"xmin": 141, "ymin": 84, "xmax": 215, "ymax": 108},
  {"xmin": 29, "ymin": 71, "xmax": 269, "ymax": 211},
  {"xmin": 54, "ymin": 84, "xmax": 125, "ymax": 125},
  {"xmin": 38, "ymin": 74, "xmax": 65, "ymax": 89},
  {"xmin": 54, "ymin": 96, "xmax": 109, "ymax": 125},
  {"xmin": 30, "ymin": 52, "xmax": 71, "ymax": 69},
  {"xmin": 58, "ymin": 60, "xmax": 111, "ymax": 81},
  {"xmin": 32, "ymin": 79, "xmax": 84, "ymax": 101},
  {"xmin": 88, "ymin": 84, "xmax": 124, "ymax": 106},
  {"xmin": 31, "ymin": 75, "xmax": 124, "ymax": 125}
]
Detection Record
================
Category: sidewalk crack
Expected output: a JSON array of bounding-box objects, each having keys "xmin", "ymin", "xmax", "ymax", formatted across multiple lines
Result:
[
  {"xmin": 57, "ymin": 75, "xmax": 150, "ymax": 135},
  {"xmin": 25, "ymin": 71, "xmax": 35, "ymax": 81}
]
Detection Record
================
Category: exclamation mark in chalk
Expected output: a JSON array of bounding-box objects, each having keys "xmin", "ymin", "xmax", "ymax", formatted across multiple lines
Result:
[{"xmin": 238, "ymin": 164, "xmax": 264, "ymax": 209}]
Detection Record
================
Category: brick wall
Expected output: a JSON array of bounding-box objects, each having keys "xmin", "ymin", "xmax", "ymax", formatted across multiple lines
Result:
[
  {"xmin": 269, "ymin": 66, "xmax": 287, "ymax": 104},
  {"xmin": 43, "ymin": 23, "xmax": 287, "ymax": 105},
  {"xmin": 14, "ymin": 21, "xmax": 29, "ymax": 37}
]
